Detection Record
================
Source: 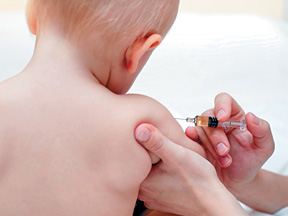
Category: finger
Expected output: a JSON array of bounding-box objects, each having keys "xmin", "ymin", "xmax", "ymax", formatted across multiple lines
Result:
[
  {"xmin": 201, "ymin": 109, "xmax": 230, "ymax": 156},
  {"xmin": 202, "ymin": 127, "xmax": 230, "ymax": 156},
  {"xmin": 196, "ymin": 126, "xmax": 232, "ymax": 168},
  {"xmin": 185, "ymin": 126, "xmax": 199, "ymax": 141},
  {"xmin": 143, "ymin": 204, "xmax": 176, "ymax": 216},
  {"xmin": 214, "ymin": 93, "xmax": 245, "ymax": 122},
  {"xmin": 135, "ymin": 123, "xmax": 187, "ymax": 168},
  {"xmin": 195, "ymin": 126, "xmax": 218, "ymax": 160},
  {"xmin": 246, "ymin": 112, "xmax": 275, "ymax": 155},
  {"xmin": 143, "ymin": 203, "xmax": 174, "ymax": 216}
]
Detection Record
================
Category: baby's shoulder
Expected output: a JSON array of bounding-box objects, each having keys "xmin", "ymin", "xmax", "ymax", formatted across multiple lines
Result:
[
  {"xmin": 83, "ymin": 94, "xmax": 164, "ymax": 188},
  {"xmin": 117, "ymin": 93, "xmax": 172, "ymax": 121},
  {"xmin": 86, "ymin": 91, "xmax": 176, "ymax": 146}
]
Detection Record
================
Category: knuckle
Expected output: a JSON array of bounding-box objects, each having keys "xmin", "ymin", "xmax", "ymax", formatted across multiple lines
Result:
[
  {"xmin": 259, "ymin": 120, "xmax": 275, "ymax": 155},
  {"xmin": 264, "ymin": 121, "xmax": 272, "ymax": 133},
  {"xmin": 267, "ymin": 137, "xmax": 275, "ymax": 156},
  {"xmin": 215, "ymin": 92, "xmax": 228, "ymax": 101},
  {"xmin": 270, "ymin": 144, "xmax": 275, "ymax": 155},
  {"xmin": 261, "ymin": 121, "xmax": 272, "ymax": 139}
]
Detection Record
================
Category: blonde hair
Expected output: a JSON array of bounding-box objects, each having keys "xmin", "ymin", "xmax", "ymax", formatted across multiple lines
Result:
[{"xmin": 26, "ymin": 0, "xmax": 178, "ymax": 42}]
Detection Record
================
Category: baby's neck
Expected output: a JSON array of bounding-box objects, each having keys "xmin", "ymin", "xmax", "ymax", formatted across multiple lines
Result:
[{"xmin": 24, "ymin": 28, "xmax": 111, "ymax": 86}]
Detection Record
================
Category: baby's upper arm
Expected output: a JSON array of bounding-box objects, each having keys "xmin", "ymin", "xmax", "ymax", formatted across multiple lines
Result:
[{"xmin": 124, "ymin": 94, "xmax": 205, "ymax": 158}]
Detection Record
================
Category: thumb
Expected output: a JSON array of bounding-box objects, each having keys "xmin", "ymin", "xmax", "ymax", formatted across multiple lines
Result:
[
  {"xmin": 246, "ymin": 112, "xmax": 275, "ymax": 154},
  {"xmin": 135, "ymin": 123, "xmax": 186, "ymax": 168}
]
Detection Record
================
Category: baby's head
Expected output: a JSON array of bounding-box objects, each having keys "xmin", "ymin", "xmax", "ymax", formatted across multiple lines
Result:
[{"xmin": 26, "ymin": 0, "xmax": 179, "ymax": 93}]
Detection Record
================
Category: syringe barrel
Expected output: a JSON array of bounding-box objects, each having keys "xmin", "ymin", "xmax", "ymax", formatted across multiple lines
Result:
[
  {"xmin": 218, "ymin": 118, "xmax": 246, "ymax": 131},
  {"xmin": 217, "ymin": 121, "xmax": 231, "ymax": 131},
  {"xmin": 187, "ymin": 116, "xmax": 246, "ymax": 131},
  {"xmin": 194, "ymin": 116, "xmax": 218, "ymax": 127}
]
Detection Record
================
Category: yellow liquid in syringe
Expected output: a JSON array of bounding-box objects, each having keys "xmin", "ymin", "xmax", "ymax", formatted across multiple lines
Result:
[{"xmin": 194, "ymin": 116, "xmax": 210, "ymax": 126}]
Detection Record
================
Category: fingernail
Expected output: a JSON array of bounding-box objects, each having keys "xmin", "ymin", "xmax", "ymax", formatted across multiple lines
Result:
[
  {"xmin": 217, "ymin": 109, "xmax": 226, "ymax": 120},
  {"xmin": 219, "ymin": 156, "xmax": 231, "ymax": 167},
  {"xmin": 216, "ymin": 143, "xmax": 228, "ymax": 155},
  {"xmin": 251, "ymin": 113, "xmax": 260, "ymax": 126},
  {"xmin": 135, "ymin": 126, "xmax": 151, "ymax": 143}
]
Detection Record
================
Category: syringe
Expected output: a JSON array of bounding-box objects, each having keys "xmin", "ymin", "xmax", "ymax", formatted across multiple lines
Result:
[{"xmin": 175, "ymin": 116, "xmax": 246, "ymax": 131}]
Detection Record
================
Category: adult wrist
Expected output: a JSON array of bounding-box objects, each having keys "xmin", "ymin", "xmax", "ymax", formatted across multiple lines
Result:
[
  {"xmin": 204, "ymin": 180, "xmax": 247, "ymax": 216},
  {"xmin": 225, "ymin": 172, "xmax": 260, "ymax": 202},
  {"xmin": 187, "ymin": 179, "xmax": 247, "ymax": 216}
]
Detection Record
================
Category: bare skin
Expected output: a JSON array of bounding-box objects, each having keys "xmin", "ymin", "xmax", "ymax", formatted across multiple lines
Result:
[
  {"xmin": 135, "ymin": 124, "xmax": 247, "ymax": 216},
  {"xmin": 137, "ymin": 93, "xmax": 288, "ymax": 215},
  {"xmin": 0, "ymin": 1, "xmax": 207, "ymax": 215},
  {"xmin": 0, "ymin": 71, "xmax": 204, "ymax": 215},
  {"xmin": 195, "ymin": 93, "xmax": 288, "ymax": 213}
]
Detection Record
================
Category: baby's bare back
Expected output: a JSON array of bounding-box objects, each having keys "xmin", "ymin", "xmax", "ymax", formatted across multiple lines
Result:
[{"xmin": 0, "ymin": 76, "xmax": 152, "ymax": 216}]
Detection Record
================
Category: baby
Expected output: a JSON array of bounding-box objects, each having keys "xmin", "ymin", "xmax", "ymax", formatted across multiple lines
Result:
[{"xmin": 0, "ymin": 0, "xmax": 205, "ymax": 215}]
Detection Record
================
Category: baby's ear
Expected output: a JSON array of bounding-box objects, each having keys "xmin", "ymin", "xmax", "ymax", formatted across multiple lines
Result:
[
  {"xmin": 125, "ymin": 34, "xmax": 162, "ymax": 73},
  {"xmin": 27, "ymin": 14, "xmax": 38, "ymax": 35}
]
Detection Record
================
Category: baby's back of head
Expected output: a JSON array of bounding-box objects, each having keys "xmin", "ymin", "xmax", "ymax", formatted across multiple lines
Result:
[{"xmin": 26, "ymin": 0, "xmax": 178, "ymax": 43}]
